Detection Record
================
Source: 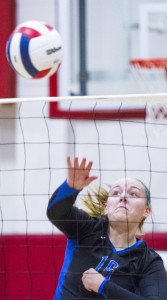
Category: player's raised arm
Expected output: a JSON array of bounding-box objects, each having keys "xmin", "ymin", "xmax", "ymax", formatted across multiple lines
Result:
[
  {"xmin": 47, "ymin": 157, "xmax": 98, "ymax": 238},
  {"xmin": 67, "ymin": 156, "xmax": 98, "ymax": 190},
  {"xmin": 47, "ymin": 157, "xmax": 97, "ymax": 220}
]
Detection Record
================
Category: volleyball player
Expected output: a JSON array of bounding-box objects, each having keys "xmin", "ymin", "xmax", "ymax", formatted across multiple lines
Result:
[{"xmin": 47, "ymin": 157, "xmax": 167, "ymax": 299}]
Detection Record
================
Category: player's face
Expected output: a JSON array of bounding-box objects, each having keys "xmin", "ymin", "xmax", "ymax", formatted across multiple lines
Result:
[{"xmin": 105, "ymin": 178, "xmax": 150, "ymax": 226}]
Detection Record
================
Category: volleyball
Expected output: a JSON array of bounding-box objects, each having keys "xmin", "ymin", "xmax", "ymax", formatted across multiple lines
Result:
[{"xmin": 6, "ymin": 20, "xmax": 63, "ymax": 79}]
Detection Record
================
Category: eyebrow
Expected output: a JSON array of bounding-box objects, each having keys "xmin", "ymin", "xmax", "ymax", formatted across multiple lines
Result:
[
  {"xmin": 130, "ymin": 186, "xmax": 141, "ymax": 191},
  {"xmin": 110, "ymin": 185, "xmax": 121, "ymax": 191},
  {"xmin": 111, "ymin": 185, "xmax": 141, "ymax": 191}
]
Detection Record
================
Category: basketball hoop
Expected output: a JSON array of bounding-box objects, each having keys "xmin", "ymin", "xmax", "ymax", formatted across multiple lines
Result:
[
  {"xmin": 130, "ymin": 58, "xmax": 167, "ymax": 94},
  {"xmin": 130, "ymin": 58, "xmax": 167, "ymax": 70},
  {"xmin": 130, "ymin": 58, "xmax": 167, "ymax": 124}
]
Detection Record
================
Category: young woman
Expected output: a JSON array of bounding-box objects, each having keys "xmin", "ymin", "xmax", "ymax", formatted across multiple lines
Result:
[{"xmin": 47, "ymin": 157, "xmax": 167, "ymax": 300}]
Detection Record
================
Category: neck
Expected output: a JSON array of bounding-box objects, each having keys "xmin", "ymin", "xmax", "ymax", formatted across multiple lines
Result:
[{"xmin": 108, "ymin": 223, "xmax": 137, "ymax": 250}]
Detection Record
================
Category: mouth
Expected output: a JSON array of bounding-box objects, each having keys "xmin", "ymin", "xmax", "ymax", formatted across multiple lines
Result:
[{"xmin": 116, "ymin": 206, "xmax": 128, "ymax": 211}]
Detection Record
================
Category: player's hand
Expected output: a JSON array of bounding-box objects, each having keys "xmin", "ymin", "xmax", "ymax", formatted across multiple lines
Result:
[
  {"xmin": 82, "ymin": 268, "xmax": 105, "ymax": 293},
  {"xmin": 67, "ymin": 157, "xmax": 97, "ymax": 190}
]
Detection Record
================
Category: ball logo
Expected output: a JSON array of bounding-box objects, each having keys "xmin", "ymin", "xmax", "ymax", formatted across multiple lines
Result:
[{"xmin": 46, "ymin": 46, "xmax": 62, "ymax": 55}]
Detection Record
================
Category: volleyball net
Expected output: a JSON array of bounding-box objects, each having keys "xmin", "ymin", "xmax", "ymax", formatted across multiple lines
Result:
[{"xmin": 0, "ymin": 94, "xmax": 167, "ymax": 299}]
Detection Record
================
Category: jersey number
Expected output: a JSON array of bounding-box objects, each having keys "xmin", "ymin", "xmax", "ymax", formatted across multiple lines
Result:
[{"xmin": 95, "ymin": 256, "xmax": 119, "ymax": 279}]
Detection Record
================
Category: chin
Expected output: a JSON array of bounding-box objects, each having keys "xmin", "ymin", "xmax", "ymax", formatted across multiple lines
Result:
[{"xmin": 108, "ymin": 212, "xmax": 129, "ymax": 223}]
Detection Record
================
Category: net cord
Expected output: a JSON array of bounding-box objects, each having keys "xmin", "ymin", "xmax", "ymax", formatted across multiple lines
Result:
[{"xmin": 1, "ymin": 93, "xmax": 167, "ymax": 104}]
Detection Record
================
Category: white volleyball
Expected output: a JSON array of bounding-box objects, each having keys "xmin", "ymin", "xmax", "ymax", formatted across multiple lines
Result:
[{"xmin": 6, "ymin": 20, "xmax": 63, "ymax": 79}]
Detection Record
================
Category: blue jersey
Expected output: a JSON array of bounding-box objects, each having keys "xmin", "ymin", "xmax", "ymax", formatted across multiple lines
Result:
[{"xmin": 47, "ymin": 180, "xmax": 167, "ymax": 300}]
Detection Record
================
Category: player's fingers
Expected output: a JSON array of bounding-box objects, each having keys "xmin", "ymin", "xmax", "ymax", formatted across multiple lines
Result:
[
  {"xmin": 82, "ymin": 273, "xmax": 86, "ymax": 281},
  {"xmin": 86, "ymin": 177, "xmax": 97, "ymax": 186},
  {"xmin": 81, "ymin": 275, "xmax": 92, "ymax": 292},
  {"xmin": 85, "ymin": 161, "xmax": 93, "ymax": 171},
  {"xmin": 82, "ymin": 269, "xmax": 89, "ymax": 279},
  {"xmin": 67, "ymin": 156, "xmax": 73, "ymax": 169},
  {"xmin": 79, "ymin": 158, "xmax": 86, "ymax": 169},
  {"xmin": 83, "ymin": 268, "xmax": 95, "ymax": 274},
  {"xmin": 74, "ymin": 157, "xmax": 79, "ymax": 169}
]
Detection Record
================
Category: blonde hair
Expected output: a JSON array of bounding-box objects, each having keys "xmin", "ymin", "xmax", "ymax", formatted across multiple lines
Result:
[
  {"xmin": 82, "ymin": 185, "xmax": 109, "ymax": 217},
  {"xmin": 82, "ymin": 182, "xmax": 151, "ymax": 235}
]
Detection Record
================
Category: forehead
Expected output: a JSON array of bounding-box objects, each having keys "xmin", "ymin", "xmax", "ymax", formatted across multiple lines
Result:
[{"xmin": 111, "ymin": 178, "xmax": 144, "ymax": 190}]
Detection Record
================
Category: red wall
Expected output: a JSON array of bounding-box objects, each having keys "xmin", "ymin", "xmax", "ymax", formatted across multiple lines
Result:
[
  {"xmin": 0, "ymin": 0, "xmax": 16, "ymax": 98},
  {"xmin": 0, "ymin": 235, "xmax": 66, "ymax": 300},
  {"xmin": 0, "ymin": 233, "xmax": 166, "ymax": 300}
]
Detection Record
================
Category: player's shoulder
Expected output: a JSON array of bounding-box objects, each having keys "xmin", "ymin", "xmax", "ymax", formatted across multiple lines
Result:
[
  {"xmin": 139, "ymin": 239, "xmax": 164, "ymax": 270},
  {"xmin": 141, "ymin": 239, "xmax": 161, "ymax": 258}
]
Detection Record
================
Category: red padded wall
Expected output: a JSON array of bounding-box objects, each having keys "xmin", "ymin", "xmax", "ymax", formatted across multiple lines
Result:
[
  {"xmin": 0, "ymin": 235, "xmax": 66, "ymax": 300},
  {"xmin": 0, "ymin": 0, "xmax": 16, "ymax": 98},
  {"xmin": 0, "ymin": 233, "xmax": 166, "ymax": 299}
]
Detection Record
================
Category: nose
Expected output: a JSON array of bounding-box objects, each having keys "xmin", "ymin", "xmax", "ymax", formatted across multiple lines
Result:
[{"xmin": 119, "ymin": 192, "xmax": 127, "ymax": 203}]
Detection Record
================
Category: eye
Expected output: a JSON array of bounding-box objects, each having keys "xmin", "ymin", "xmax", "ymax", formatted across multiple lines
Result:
[
  {"xmin": 129, "ymin": 192, "xmax": 138, "ymax": 198},
  {"xmin": 112, "ymin": 191, "xmax": 121, "ymax": 197}
]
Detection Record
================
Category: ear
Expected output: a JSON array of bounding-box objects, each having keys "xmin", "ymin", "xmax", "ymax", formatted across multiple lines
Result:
[{"xmin": 143, "ymin": 206, "xmax": 151, "ymax": 219}]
